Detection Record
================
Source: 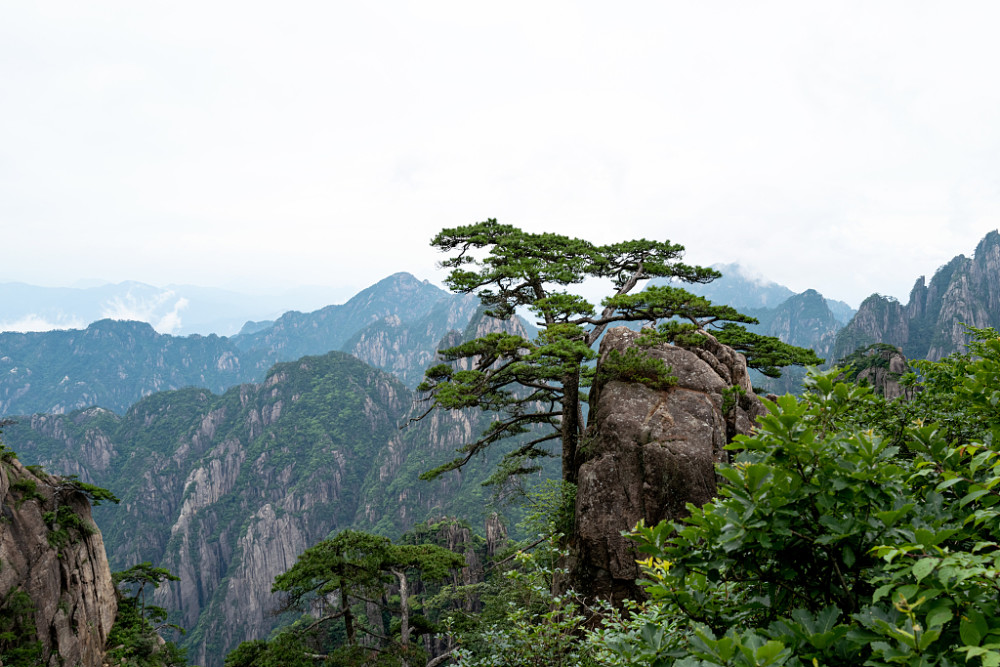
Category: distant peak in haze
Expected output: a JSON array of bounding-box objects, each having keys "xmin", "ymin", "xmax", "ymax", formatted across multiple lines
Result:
[
  {"xmin": 675, "ymin": 263, "xmax": 795, "ymax": 310},
  {"xmin": 713, "ymin": 262, "xmax": 786, "ymax": 289}
]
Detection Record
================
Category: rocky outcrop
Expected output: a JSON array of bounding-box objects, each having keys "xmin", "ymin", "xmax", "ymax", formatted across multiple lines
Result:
[
  {"xmin": 839, "ymin": 345, "xmax": 912, "ymax": 401},
  {"xmin": 6, "ymin": 353, "xmax": 414, "ymax": 667},
  {"xmin": 833, "ymin": 230, "xmax": 1000, "ymax": 362},
  {"xmin": 354, "ymin": 309, "xmax": 552, "ymax": 536},
  {"xmin": 0, "ymin": 458, "xmax": 117, "ymax": 667},
  {"xmin": 570, "ymin": 327, "xmax": 765, "ymax": 604},
  {"xmin": 345, "ymin": 293, "xmax": 479, "ymax": 387},
  {"xmin": 856, "ymin": 350, "xmax": 910, "ymax": 401}
]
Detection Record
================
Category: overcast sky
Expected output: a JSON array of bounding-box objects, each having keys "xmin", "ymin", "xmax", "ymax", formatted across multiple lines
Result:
[{"xmin": 3, "ymin": 1, "xmax": 1000, "ymax": 309}]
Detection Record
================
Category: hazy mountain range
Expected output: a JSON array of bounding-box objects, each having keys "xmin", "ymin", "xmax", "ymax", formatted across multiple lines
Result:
[
  {"xmin": 0, "ymin": 281, "xmax": 362, "ymax": 336},
  {"xmin": 4, "ymin": 230, "xmax": 1000, "ymax": 664}
]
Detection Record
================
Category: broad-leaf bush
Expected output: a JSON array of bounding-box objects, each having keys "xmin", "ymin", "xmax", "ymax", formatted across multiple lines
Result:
[{"xmin": 619, "ymin": 332, "xmax": 1000, "ymax": 667}]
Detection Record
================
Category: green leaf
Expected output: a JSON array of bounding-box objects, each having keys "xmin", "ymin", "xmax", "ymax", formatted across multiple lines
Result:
[
  {"xmin": 911, "ymin": 558, "xmax": 937, "ymax": 582},
  {"xmin": 925, "ymin": 605, "xmax": 952, "ymax": 629},
  {"xmin": 918, "ymin": 627, "xmax": 941, "ymax": 651},
  {"xmin": 961, "ymin": 488, "xmax": 992, "ymax": 507},
  {"xmin": 961, "ymin": 617, "xmax": 984, "ymax": 647}
]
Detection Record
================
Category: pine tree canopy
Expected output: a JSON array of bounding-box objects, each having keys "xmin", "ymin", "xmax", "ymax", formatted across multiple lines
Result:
[{"xmin": 418, "ymin": 219, "xmax": 821, "ymax": 484}]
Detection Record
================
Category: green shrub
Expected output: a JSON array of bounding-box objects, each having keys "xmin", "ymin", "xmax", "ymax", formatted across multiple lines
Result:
[
  {"xmin": 616, "ymin": 361, "xmax": 1000, "ymax": 666},
  {"xmin": 10, "ymin": 478, "xmax": 43, "ymax": 508},
  {"xmin": 0, "ymin": 589, "xmax": 43, "ymax": 667},
  {"xmin": 598, "ymin": 347, "xmax": 677, "ymax": 391}
]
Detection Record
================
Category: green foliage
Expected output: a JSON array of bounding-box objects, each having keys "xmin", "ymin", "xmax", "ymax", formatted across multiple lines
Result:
[
  {"xmin": 225, "ymin": 632, "xmax": 320, "ymax": 667},
  {"xmin": 450, "ymin": 540, "xmax": 603, "ymax": 667},
  {"xmin": 106, "ymin": 598, "xmax": 187, "ymax": 667},
  {"xmin": 720, "ymin": 385, "xmax": 747, "ymax": 416},
  {"xmin": 444, "ymin": 482, "xmax": 612, "ymax": 666},
  {"xmin": 0, "ymin": 418, "xmax": 17, "ymax": 463},
  {"xmin": 836, "ymin": 343, "xmax": 904, "ymax": 382},
  {"xmin": 521, "ymin": 479, "xmax": 577, "ymax": 540},
  {"xmin": 107, "ymin": 564, "xmax": 186, "ymax": 667},
  {"xmin": 597, "ymin": 347, "xmax": 677, "ymax": 392},
  {"xmin": 713, "ymin": 322, "xmax": 824, "ymax": 378},
  {"xmin": 242, "ymin": 529, "xmax": 466, "ymax": 665},
  {"xmin": 609, "ymin": 356, "xmax": 1000, "ymax": 666},
  {"xmin": 0, "ymin": 588, "xmax": 43, "ymax": 667},
  {"xmin": 55, "ymin": 473, "xmax": 121, "ymax": 505},
  {"xmin": 113, "ymin": 562, "xmax": 180, "ymax": 606},
  {"xmin": 44, "ymin": 504, "xmax": 96, "ymax": 549},
  {"xmin": 10, "ymin": 477, "xmax": 43, "ymax": 508}
]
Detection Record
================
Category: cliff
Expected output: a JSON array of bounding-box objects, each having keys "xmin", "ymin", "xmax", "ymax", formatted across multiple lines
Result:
[
  {"xmin": 837, "ymin": 344, "xmax": 911, "ymax": 401},
  {"xmin": 758, "ymin": 289, "xmax": 841, "ymax": 359},
  {"xmin": 570, "ymin": 327, "xmax": 765, "ymax": 604},
  {"xmin": 833, "ymin": 230, "xmax": 1000, "ymax": 362},
  {"xmin": 0, "ymin": 455, "xmax": 117, "ymax": 667}
]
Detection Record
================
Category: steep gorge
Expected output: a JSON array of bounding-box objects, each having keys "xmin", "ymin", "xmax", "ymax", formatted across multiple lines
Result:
[{"xmin": 3, "ymin": 310, "xmax": 545, "ymax": 666}]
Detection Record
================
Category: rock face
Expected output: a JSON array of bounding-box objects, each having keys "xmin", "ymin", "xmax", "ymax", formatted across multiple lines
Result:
[
  {"xmin": 571, "ymin": 327, "xmax": 765, "ymax": 604},
  {"xmin": 0, "ymin": 458, "xmax": 117, "ymax": 667},
  {"xmin": 344, "ymin": 293, "xmax": 480, "ymax": 387},
  {"xmin": 855, "ymin": 347, "xmax": 910, "ymax": 401},
  {"xmin": 833, "ymin": 230, "xmax": 1000, "ymax": 362},
  {"xmin": 838, "ymin": 345, "xmax": 912, "ymax": 401},
  {"xmin": 759, "ymin": 289, "xmax": 842, "ymax": 360},
  {"xmin": 7, "ymin": 353, "xmax": 411, "ymax": 666}
]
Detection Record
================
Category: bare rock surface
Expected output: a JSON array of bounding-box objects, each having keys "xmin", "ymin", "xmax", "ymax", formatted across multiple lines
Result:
[
  {"xmin": 0, "ymin": 458, "xmax": 117, "ymax": 667},
  {"xmin": 854, "ymin": 347, "xmax": 911, "ymax": 401},
  {"xmin": 571, "ymin": 327, "xmax": 765, "ymax": 604}
]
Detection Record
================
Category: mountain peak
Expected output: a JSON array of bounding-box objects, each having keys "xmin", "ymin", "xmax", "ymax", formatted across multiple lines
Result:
[{"xmin": 974, "ymin": 229, "xmax": 1000, "ymax": 257}]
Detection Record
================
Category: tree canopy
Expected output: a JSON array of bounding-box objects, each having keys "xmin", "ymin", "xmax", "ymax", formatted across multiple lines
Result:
[
  {"xmin": 418, "ymin": 220, "xmax": 821, "ymax": 485},
  {"xmin": 232, "ymin": 529, "xmax": 468, "ymax": 667}
]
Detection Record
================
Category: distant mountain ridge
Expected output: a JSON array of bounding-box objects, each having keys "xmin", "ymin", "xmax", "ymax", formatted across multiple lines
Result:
[
  {"xmin": 0, "ymin": 280, "xmax": 360, "ymax": 336},
  {"xmin": 679, "ymin": 262, "xmax": 856, "ymax": 324},
  {"xmin": 0, "ymin": 273, "xmax": 479, "ymax": 415},
  {"xmin": 659, "ymin": 264, "xmax": 855, "ymax": 392}
]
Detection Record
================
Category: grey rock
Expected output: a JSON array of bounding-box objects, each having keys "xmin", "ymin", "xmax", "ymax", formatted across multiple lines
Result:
[
  {"xmin": 0, "ymin": 459, "xmax": 117, "ymax": 667},
  {"xmin": 570, "ymin": 327, "xmax": 764, "ymax": 604}
]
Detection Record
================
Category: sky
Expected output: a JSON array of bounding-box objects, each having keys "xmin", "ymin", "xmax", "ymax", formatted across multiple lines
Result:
[{"xmin": 3, "ymin": 1, "xmax": 1000, "ymax": 311}]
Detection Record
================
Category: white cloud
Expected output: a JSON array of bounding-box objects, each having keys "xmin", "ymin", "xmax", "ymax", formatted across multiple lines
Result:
[
  {"xmin": 100, "ymin": 288, "xmax": 188, "ymax": 334},
  {"xmin": 0, "ymin": 314, "xmax": 87, "ymax": 333},
  {"xmin": 155, "ymin": 297, "xmax": 190, "ymax": 335}
]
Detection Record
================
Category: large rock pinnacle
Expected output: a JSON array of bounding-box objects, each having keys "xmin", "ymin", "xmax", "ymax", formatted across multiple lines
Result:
[{"xmin": 569, "ymin": 327, "xmax": 765, "ymax": 604}]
